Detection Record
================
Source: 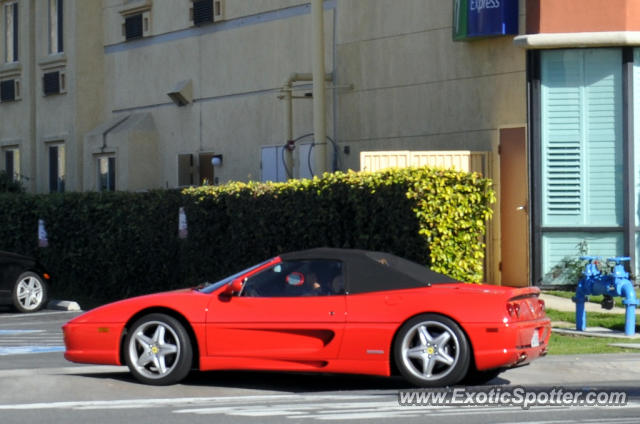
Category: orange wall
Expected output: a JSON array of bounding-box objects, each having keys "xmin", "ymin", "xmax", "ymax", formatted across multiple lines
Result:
[{"xmin": 527, "ymin": 0, "xmax": 640, "ymax": 33}]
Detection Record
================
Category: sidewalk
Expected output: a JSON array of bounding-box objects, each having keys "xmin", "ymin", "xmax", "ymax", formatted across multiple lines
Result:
[
  {"xmin": 539, "ymin": 293, "xmax": 634, "ymax": 314},
  {"xmin": 541, "ymin": 293, "xmax": 640, "ymax": 343}
]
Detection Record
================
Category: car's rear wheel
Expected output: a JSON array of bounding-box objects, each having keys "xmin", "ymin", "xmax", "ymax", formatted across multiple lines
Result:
[
  {"xmin": 394, "ymin": 314, "xmax": 470, "ymax": 387},
  {"xmin": 124, "ymin": 313, "xmax": 193, "ymax": 385},
  {"xmin": 12, "ymin": 272, "xmax": 48, "ymax": 313}
]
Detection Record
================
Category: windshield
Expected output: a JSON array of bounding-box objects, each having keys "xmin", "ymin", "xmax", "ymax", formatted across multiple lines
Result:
[{"xmin": 198, "ymin": 259, "xmax": 273, "ymax": 294}]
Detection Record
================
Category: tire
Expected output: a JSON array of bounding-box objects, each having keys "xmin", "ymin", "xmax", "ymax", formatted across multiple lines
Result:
[
  {"xmin": 124, "ymin": 313, "xmax": 193, "ymax": 385},
  {"xmin": 12, "ymin": 271, "xmax": 48, "ymax": 313},
  {"xmin": 394, "ymin": 314, "xmax": 470, "ymax": 387}
]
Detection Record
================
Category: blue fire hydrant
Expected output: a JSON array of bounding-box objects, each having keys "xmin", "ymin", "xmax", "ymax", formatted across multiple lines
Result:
[{"xmin": 573, "ymin": 256, "xmax": 638, "ymax": 336}]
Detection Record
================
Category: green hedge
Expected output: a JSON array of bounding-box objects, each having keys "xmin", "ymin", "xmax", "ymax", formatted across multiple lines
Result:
[{"xmin": 0, "ymin": 167, "xmax": 494, "ymax": 306}]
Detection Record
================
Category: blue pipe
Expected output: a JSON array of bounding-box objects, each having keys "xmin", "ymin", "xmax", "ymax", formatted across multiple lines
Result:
[
  {"xmin": 619, "ymin": 280, "xmax": 638, "ymax": 336},
  {"xmin": 574, "ymin": 256, "xmax": 637, "ymax": 336}
]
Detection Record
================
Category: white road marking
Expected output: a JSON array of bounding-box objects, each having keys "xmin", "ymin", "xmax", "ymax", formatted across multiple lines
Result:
[
  {"xmin": 0, "ymin": 310, "xmax": 80, "ymax": 319},
  {"xmin": 0, "ymin": 346, "xmax": 65, "ymax": 356},
  {"xmin": 0, "ymin": 394, "xmax": 638, "ymax": 421}
]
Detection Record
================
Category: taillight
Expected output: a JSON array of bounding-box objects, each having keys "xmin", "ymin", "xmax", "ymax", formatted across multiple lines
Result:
[
  {"xmin": 506, "ymin": 301, "xmax": 521, "ymax": 318},
  {"xmin": 538, "ymin": 299, "xmax": 546, "ymax": 314}
]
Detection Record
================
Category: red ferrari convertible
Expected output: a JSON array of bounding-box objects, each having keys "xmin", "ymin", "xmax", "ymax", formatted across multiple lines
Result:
[{"xmin": 63, "ymin": 248, "xmax": 550, "ymax": 386}]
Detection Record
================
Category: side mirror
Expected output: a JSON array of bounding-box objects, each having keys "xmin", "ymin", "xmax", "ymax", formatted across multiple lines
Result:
[{"xmin": 223, "ymin": 278, "xmax": 245, "ymax": 296}]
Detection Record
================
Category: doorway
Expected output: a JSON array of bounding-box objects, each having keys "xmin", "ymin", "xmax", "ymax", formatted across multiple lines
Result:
[{"xmin": 500, "ymin": 127, "xmax": 529, "ymax": 287}]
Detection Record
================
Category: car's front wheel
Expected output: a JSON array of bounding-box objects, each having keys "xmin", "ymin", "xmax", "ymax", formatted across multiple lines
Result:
[
  {"xmin": 124, "ymin": 313, "xmax": 193, "ymax": 385},
  {"xmin": 394, "ymin": 314, "xmax": 470, "ymax": 387},
  {"xmin": 12, "ymin": 271, "xmax": 48, "ymax": 313}
]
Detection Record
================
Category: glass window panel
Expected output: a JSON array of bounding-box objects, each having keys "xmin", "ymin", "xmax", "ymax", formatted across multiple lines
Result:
[
  {"xmin": 542, "ymin": 232, "xmax": 624, "ymax": 285},
  {"xmin": 5, "ymin": 3, "xmax": 18, "ymax": 63},
  {"xmin": 98, "ymin": 156, "xmax": 115, "ymax": 191},
  {"xmin": 243, "ymin": 260, "xmax": 344, "ymax": 297},
  {"xmin": 3, "ymin": 148, "xmax": 19, "ymax": 180},
  {"xmin": 49, "ymin": 144, "xmax": 65, "ymax": 193},
  {"xmin": 49, "ymin": 0, "xmax": 63, "ymax": 53}
]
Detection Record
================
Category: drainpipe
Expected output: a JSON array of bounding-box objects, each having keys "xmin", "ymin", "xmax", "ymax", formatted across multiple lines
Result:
[
  {"xmin": 282, "ymin": 73, "xmax": 312, "ymax": 178},
  {"xmin": 312, "ymin": 0, "xmax": 327, "ymax": 175},
  {"xmin": 280, "ymin": 72, "xmax": 331, "ymax": 178}
]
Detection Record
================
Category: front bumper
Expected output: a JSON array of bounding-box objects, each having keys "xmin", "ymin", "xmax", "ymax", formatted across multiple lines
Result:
[{"xmin": 63, "ymin": 322, "xmax": 124, "ymax": 365}]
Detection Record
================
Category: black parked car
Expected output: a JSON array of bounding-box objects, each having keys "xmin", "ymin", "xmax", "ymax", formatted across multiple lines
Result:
[{"xmin": 0, "ymin": 251, "xmax": 51, "ymax": 312}]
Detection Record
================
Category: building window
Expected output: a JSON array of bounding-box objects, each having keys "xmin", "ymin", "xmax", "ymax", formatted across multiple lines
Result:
[
  {"xmin": 119, "ymin": 2, "xmax": 151, "ymax": 42},
  {"xmin": 97, "ymin": 156, "xmax": 115, "ymax": 191},
  {"xmin": 633, "ymin": 48, "xmax": 640, "ymax": 274},
  {"xmin": 4, "ymin": 1, "xmax": 18, "ymax": 63},
  {"xmin": 2, "ymin": 147, "xmax": 19, "ymax": 180},
  {"xmin": 49, "ymin": 0, "xmax": 63, "ymax": 54},
  {"xmin": 190, "ymin": 0, "xmax": 224, "ymax": 25},
  {"xmin": 48, "ymin": 143, "xmax": 65, "ymax": 193},
  {"xmin": 538, "ymin": 49, "xmax": 624, "ymax": 285},
  {"xmin": 0, "ymin": 78, "xmax": 19, "ymax": 102},
  {"xmin": 43, "ymin": 70, "xmax": 65, "ymax": 96}
]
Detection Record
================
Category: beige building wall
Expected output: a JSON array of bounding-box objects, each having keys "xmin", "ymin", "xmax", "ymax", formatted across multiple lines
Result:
[
  {"xmin": 95, "ymin": 0, "xmax": 527, "ymax": 190},
  {"xmin": 0, "ymin": 0, "xmax": 36, "ymax": 191},
  {"xmin": 99, "ymin": 0, "xmax": 332, "ymax": 187},
  {"xmin": 335, "ymin": 0, "xmax": 527, "ymax": 165},
  {"xmin": 3, "ymin": 1, "xmax": 528, "ymax": 193},
  {"xmin": 0, "ymin": 0, "xmax": 104, "ymax": 193}
]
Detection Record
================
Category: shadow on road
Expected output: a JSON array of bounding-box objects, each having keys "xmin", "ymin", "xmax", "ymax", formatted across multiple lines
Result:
[
  {"xmin": 65, "ymin": 368, "xmax": 640, "ymax": 399},
  {"xmin": 68, "ymin": 369, "xmax": 418, "ymax": 392}
]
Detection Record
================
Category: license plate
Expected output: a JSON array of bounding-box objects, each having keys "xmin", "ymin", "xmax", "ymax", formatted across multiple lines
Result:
[{"xmin": 531, "ymin": 330, "xmax": 540, "ymax": 347}]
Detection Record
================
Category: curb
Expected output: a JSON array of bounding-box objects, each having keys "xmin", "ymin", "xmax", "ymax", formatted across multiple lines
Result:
[
  {"xmin": 552, "ymin": 326, "xmax": 640, "ymax": 339},
  {"xmin": 47, "ymin": 300, "xmax": 82, "ymax": 311}
]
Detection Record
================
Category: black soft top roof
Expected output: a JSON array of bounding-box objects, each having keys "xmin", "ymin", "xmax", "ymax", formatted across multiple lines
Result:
[{"xmin": 280, "ymin": 248, "xmax": 461, "ymax": 294}]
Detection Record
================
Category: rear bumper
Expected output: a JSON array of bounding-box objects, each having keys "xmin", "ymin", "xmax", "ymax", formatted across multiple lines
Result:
[{"xmin": 466, "ymin": 317, "xmax": 551, "ymax": 371}]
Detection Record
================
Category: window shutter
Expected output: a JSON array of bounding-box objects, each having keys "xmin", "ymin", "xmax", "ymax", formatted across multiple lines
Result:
[
  {"xmin": 0, "ymin": 80, "xmax": 15, "ymax": 102},
  {"xmin": 541, "ymin": 49, "xmax": 623, "ymax": 227},
  {"xmin": 541, "ymin": 50, "xmax": 583, "ymax": 226},
  {"xmin": 583, "ymin": 49, "xmax": 623, "ymax": 226}
]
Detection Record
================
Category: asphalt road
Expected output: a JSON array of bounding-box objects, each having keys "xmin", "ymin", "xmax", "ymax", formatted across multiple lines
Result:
[{"xmin": 1, "ymin": 309, "xmax": 640, "ymax": 424}]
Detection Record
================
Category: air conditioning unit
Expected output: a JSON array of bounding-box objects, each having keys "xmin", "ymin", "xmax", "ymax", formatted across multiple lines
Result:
[
  {"xmin": 43, "ymin": 70, "xmax": 66, "ymax": 96},
  {"xmin": 0, "ymin": 78, "xmax": 20, "ymax": 102}
]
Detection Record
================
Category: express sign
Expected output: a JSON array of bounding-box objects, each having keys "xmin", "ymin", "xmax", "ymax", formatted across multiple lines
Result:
[{"xmin": 453, "ymin": 0, "xmax": 518, "ymax": 41}]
